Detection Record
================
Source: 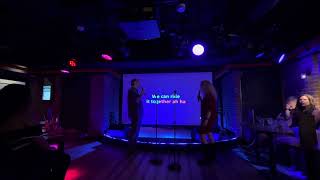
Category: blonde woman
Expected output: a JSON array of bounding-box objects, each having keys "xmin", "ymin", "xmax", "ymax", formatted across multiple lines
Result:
[{"xmin": 197, "ymin": 80, "xmax": 218, "ymax": 144}]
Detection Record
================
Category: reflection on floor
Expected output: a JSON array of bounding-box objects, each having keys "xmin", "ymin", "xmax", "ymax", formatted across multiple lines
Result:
[
  {"xmin": 65, "ymin": 141, "xmax": 101, "ymax": 160},
  {"xmin": 64, "ymin": 141, "xmax": 265, "ymax": 180},
  {"xmin": 233, "ymin": 148, "xmax": 307, "ymax": 180}
]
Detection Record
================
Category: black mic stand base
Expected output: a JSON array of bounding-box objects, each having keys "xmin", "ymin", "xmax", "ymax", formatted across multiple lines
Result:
[{"xmin": 168, "ymin": 163, "xmax": 181, "ymax": 171}]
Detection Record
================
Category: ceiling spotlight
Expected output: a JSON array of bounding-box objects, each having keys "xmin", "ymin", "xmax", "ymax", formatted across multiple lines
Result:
[
  {"xmin": 76, "ymin": 25, "xmax": 85, "ymax": 32},
  {"xmin": 301, "ymin": 73, "xmax": 307, "ymax": 79},
  {"xmin": 68, "ymin": 58, "xmax": 77, "ymax": 67},
  {"xmin": 255, "ymin": 52, "xmax": 264, "ymax": 58},
  {"xmin": 192, "ymin": 44, "xmax": 205, "ymax": 56},
  {"xmin": 60, "ymin": 69, "xmax": 70, "ymax": 74},
  {"xmin": 101, "ymin": 54, "xmax": 113, "ymax": 61},
  {"xmin": 278, "ymin": 53, "xmax": 286, "ymax": 64},
  {"xmin": 176, "ymin": 3, "xmax": 186, "ymax": 13}
]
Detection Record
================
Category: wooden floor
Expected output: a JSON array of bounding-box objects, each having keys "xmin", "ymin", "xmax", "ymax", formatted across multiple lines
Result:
[{"xmin": 65, "ymin": 143, "xmax": 266, "ymax": 180}]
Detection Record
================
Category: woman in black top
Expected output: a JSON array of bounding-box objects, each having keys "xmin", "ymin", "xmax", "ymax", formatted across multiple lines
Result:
[
  {"xmin": 292, "ymin": 94, "xmax": 320, "ymax": 180},
  {"xmin": 292, "ymin": 94, "xmax": 320, "ymax": 148}
]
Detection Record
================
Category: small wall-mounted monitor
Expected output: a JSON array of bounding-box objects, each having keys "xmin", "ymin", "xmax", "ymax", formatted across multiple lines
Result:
[{"xmin": 42, "ymin": 85, "xmax": 52, "ymax": 101}]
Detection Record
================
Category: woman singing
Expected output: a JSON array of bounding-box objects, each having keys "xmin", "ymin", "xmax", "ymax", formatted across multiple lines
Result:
[
  {"xmin": 292, "ymin": 94, "xmax": 320, "ymax": 180},
  {"xmin": 198, "ymin": 80, "xmax": 218, "ymax": 144}
]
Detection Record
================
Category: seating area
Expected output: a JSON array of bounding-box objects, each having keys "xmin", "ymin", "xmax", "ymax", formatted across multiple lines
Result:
[{"xmin": 239, "ymin": 115, "xmax": 320, "ymax": 179}]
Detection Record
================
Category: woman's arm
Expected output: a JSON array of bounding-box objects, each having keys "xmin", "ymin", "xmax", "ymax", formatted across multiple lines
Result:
[
  {"xmin": 202, "ymin": 111, "xmax": 211, "ymax": 126},
  {"xmin": 287, "ymin": 117, "xmax": 293, "ymax": 127},
  {"xmin": 136, "ymin": 88, "xmax": 145, "ymax": 103},
  {"xmin": 285, "ymin": 109, "xmax": 291, "ymax": 119},
  {"xmin": 285, "ymin": 108, "xmax": 294, "ymax": 126},
  {"xmin": 313, "ymin": 109, "xmax": 320, "ymax": 127}
]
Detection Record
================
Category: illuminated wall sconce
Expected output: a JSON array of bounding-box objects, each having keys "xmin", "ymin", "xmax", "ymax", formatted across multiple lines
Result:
[
  {"xmin": 301, "ymin": 69, "xmax": 312, "ymax": 80},
  {"xmin": 301, "ymin": 73, "xmax": 307, "ymax": 79}
]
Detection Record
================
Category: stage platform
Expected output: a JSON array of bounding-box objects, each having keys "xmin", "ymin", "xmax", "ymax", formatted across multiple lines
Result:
[{"xmin": 103, "ymin": 126, "xmax": 238, "ymax": 146}]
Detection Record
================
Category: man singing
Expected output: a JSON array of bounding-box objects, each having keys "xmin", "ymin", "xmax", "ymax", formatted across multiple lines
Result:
[{"xmin": 128, "ymin": 79, "xmax": 144, "ymax": 144}]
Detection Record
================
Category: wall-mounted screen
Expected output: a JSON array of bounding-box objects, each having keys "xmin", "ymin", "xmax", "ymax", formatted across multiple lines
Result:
[
  {"xmin": 122, "ymin": 72, "xmax": 213, "ymax": 126},
  {"xmin": 42, "ymin": 85, "xmax": 51, "ymax": 101}
]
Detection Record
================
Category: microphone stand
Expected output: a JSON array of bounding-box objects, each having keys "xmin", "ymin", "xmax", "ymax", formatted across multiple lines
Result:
[
  {"xmin": 150, "ymin": 92, "xmax": 162, "ymax": 165},
  {"xmin": 168, "ymin": 90, "xmax": 181, "ymax": 171}
]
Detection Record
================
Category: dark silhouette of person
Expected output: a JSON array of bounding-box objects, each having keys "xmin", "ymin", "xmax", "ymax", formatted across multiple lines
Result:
[{"xmin": 127, "ymin": 79, "xmax": 144, "ymax": 144}]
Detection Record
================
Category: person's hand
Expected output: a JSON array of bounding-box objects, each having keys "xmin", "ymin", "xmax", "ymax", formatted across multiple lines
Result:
[{"xmin": 285, "ymin": 103, "xmax": 290, "ymax": 109}]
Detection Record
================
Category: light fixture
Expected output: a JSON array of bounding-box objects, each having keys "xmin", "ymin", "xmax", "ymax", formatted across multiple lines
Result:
[
  {"xmin": 76, "ymin": 25, "xmax": 85, "ymax": 32},
  {"xmin": 278, "ymin": 53, "xmax": 286, "ymax": 64},
  {"xmin": 256, "ymin": 52, "xmax": 264, "ymax": 58},
  {"xmin": 176, "ymin": 3, "xmax": 186, "ymax": 13},
  {"xmin": 101, "ymin": 54, "xmax": 113, "ymax": 61},
  {"xmin": 60, "ymin": 69, "xmax": 70, "ymax": 74},
  {"xmin": 192, "ymin": 44, "xmax": 205, "ymax": 56},
  {"xmin": 68, "ymin": 59, "xmax": 77, "ymax": 67}
]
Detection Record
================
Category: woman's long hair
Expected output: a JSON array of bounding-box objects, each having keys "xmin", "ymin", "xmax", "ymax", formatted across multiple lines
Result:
[
  {"xmin": 296, "ymin": 94, "xmax": 316, "ymax": 112},
  {"xmin": 201, "ymin": 80, "xmax": 218, "ymax": 100}
]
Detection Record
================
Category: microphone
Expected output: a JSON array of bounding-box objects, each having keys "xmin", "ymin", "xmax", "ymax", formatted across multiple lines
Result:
[
  {"xmin": 173, "ymin": 90, "xmax": 177, "ymax": 95},
  {"xmin": 140, "ymin": 87, "xmax": 145, "ymax": 96}
]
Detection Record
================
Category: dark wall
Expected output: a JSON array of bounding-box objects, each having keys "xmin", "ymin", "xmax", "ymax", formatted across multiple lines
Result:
[
  {"xmin": 219, "ymin": 71, "xmax": 242, "ymax": 136},
  {"xmin": 241, "ymin": 68, "xmax": 282, "ymax": 119},
  {"xmin": 237, "ymin": 68, "xmax": 283, "ymax": 142},
  {"xmin": 60, "ymin": 75, "xmax": 91, "ymax": 132},
  {"xmin": 59, "ymin": 73, "xmax": 121, "ymax": 135},
  {"xmin": 218, "ymin": 67, "xmax": 283, "ymax": 138},
  {"xmin": 89, "ymin": 74, "xmax": 121, "ymax": 135}
]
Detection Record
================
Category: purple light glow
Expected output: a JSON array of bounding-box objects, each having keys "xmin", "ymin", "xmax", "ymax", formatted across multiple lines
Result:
[
  {"xmin": 49, "ymin": 144, "xmax": 59, "ymax": 150},
  {"xmin": 76, "ymin": 25, "xmax": 85, "ymax": 32},
  {"xmin": 101, "ymin": 54, "xmax": 113, "ymax": 61},
  {"xmin": 60, "ymin": 69, "xmax": 70, "ymax": 74},
  {"xmin": 192, "ymin": 44, "xmax": 205, "ymax": 56},
  {"xmin": 255, "ymin": 52, "xmax": 264, "ymax": 58},
  {"xmin": 278, "ymin": 53, "xmax": 286, "ymax": 64},
  {"xmin": 301, "ymin": 73, "xmax": 307, "ymax": 79}
]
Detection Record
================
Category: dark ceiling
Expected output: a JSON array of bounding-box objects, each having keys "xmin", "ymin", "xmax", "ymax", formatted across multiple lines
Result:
[{"xmin": 1, "ymin": 0, "xmax": 319, "ymax": 68}]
